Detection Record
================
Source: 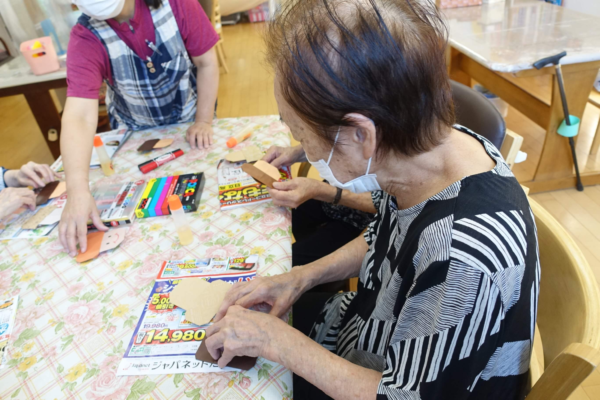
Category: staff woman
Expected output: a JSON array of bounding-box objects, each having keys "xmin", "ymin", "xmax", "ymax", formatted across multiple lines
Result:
[
  {"xmin": 205, "ymin": 0, "xmax": 539, "ymax": 399},
  {"xmin": 59, "ymin": 0, "xmax": 219, "ymax": 256}
]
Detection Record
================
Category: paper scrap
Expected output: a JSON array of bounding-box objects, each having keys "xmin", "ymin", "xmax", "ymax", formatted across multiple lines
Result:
[
  {"xmin": 49, "ymin": 181, "xmax": 66, "ymax": 199},
  {"xmin": 242, "ymin": 146, "xmax": 263, "ymax": 163},
  {"xmin": 225, "ymin": 146, "xmax": 264, "ymax": 163},
  {"xmin": 76, "ymin": 226, "xmax": 128, "ymax": 263},
  {"xmin": 225, "ymin": 150, "xmax": 245, "ymax": 163},
  {"xmin": 169, "ymin": 278, "xmax": 232, "ymax": 326},
  {"xmin": 195, "ymin": 340, "xmax": 257, "ymax": 370},
  {"xmin": 0, "ymin": 296, "xmax": 19, "ymax": 369},
  {"xmin": 253, "ymin": 160, "xmax": 281, "ymax": 181},
  {"xmin": 22, "ymin": 206, "xmax": 57, "ymax": 230}
]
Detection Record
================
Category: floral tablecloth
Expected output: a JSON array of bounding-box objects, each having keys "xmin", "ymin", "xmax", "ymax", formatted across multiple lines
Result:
[{"xmin": 0, "ymin": 116, "xmax": 294, "ymax": 400}]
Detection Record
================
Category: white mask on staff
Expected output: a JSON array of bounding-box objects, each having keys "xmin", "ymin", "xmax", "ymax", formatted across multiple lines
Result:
[{"xmin": 73, "ymin": 0, "xmax": 126, "ymax": 20}]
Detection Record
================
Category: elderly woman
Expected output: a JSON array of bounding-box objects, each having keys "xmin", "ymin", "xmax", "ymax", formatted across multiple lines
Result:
[{"xmin": 205, "ymin": 0, "xmax": 539, "ymax": 399}]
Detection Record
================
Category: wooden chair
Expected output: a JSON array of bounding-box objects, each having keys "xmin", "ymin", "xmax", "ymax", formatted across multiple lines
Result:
[
  {"xmin": 588, "ymin": 89, "xmax": 600, "ymax": 155},
  {"xmin": 198, "ymin": 0, "xmax": 229, "ymax": 74},
  {"xmin": 525, "ymin": 197, "xmax": 600, "ymax": 399}
]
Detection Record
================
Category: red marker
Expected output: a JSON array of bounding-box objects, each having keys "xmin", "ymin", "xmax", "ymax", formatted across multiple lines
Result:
[{"xmin": 138, "ymin": 149, "xmax": 184, "ymax": 174}]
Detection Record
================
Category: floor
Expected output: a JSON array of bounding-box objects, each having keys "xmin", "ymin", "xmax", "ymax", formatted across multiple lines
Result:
[{"xmin": 1, "ymin": 21, "xmax": 600, "ymax": 398}]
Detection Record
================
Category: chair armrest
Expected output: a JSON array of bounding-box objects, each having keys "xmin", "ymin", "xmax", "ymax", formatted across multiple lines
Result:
[
  {"xmin": 526, "ymin": 343, "xmax": 600, "ymax": 400},
  {"xmin": 297, "ymin": 161, "xmax": 312, "ymax": 178},
  {"xmin": 500, "ymin": 129, "xmax": 524, "ymax": 169}
]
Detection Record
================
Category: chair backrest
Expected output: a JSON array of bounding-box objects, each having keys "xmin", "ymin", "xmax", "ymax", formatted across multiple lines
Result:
[
  {"xmin": 197, "ymin": 0, "xmax": 213, "ymax": 19},
  {"xmin": 529, "ymin": 198, "xmax": 600, "ymax": 367},
  {"xmin": 450, "ymin": 80, "xmax": 506, "ymax": 150},
  {"xmin": 296, "ymin": 80, "xmax": 513, "ymax": 179},
  {"xmin": 198, "ymin": 0, "xmax": 221, "ymax": 34}
]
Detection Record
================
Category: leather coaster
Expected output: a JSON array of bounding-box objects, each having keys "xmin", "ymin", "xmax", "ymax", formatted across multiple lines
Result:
[
  {"xmin": 137, "ymin": 139, "xmax": 160, "ymax": 152},
  {"xmin": 154, "ymin": 138, "xmax": 173, "ymax": 149},
  {"xmin": 36, "ymin": 181, "xmax": 60, "ymax": 206},
  {"xmin": 195, "ymin": 340, "xmax": 257, "ymax": 370}
]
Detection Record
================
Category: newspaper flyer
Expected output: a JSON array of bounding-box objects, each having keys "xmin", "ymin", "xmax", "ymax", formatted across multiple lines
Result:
[
  {"xmin": 0, "ymin": 296, "xmax": 18, "ymax": 369},
  {"xmin": 218, "ymin": 160, "xmax": 292, "ymax": 211},
  {"xmin": 52, "ymin": 129, "xmax": 131, "ymax": 172},
  {"xmin": 117, "ymin": 272, "xmax": 256, "ymax": 376},
  {"xmin": 156, "ymin": 255, "xmax": 259, "ymax": 280},
  {"xmin": 0, "ymin": 203, "xmax": 58, "ymax": 240}
]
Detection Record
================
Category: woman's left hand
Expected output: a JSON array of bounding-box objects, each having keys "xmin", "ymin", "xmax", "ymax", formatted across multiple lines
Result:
[
  {"xmin": 205, "ymin": 305, "xmax": 288, "ymax": 368},
  {"xmin": 4, "ymin": 162, "xmax": 59, "ymax": 189},
  {"xmin": 186, "ymin": 121, "xmax": 214, "ymax": 149}
]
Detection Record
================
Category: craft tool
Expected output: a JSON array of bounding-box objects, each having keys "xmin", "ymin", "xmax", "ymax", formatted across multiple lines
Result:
[
  {"xmin": 161, "ymin": 175, "xmax": 179, "ymax": 215},
  {"xmin": 154, "ymin": 176, "xmax": 172, "ymax": 216},
  {"xmin": 138, "ymin": 149, "xmax": 184, "ymax": 174},
  {"xmin": 94, "ymin": 136, "xmax": 115, "ymax": 176},
  {"xmin": 148, "ymin": 177, "xmax": 167, "ymax": 217},
  {"xmin": 226, "ymin": 125, "xmax": 257, "ymax": 148},
  {"xmin": 168, "ymin": 195, "xmax": 193, "ymax": 246}
]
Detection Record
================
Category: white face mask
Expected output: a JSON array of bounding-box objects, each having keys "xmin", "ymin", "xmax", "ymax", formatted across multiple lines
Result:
[
  {"xmin": 73, "ymin": 0, "xmax": 126, "ymax": 20},
  {"xmin": 306, "ymin": 127, "xmax": 381, "ymax": 194}
]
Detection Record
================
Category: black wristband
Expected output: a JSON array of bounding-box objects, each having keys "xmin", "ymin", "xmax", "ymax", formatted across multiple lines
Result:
[{"xmin": 332, "ymin": 187, "xmax": 343, "ymax": 205}]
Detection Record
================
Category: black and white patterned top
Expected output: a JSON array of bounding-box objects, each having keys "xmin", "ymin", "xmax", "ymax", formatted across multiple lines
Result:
[
  {"xmin": 310, "ymin": 125, "xmax": 540, "ymax": 399},
  {"xmin": 321, "ymin": 191, "xmax": 382, "ymax": 230}
]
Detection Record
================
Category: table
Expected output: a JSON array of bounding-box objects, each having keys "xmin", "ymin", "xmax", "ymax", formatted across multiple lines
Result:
[
  {"xmin": 445, "ymin": 0, "xmax": 600, "ymax": 193},
  {"xmin": 0, "ymin": 116, "xmax": 294, "ymax": 400},
  {"xmin": 0, "ymin": 56, "xmax": 67, "ymax": 160}
]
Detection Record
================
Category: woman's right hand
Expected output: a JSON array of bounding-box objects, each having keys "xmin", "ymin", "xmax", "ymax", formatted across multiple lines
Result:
[
  {"xmin": 214, "ymin": 269, "xmax": 309, "ymax": 321},
  {"xmin": 59, "ymin": 189, "xmax": 108, "ymax": 257},
  {"xmin": 262, "ymin": 145, "xmax": 306, "ymax": 168}
]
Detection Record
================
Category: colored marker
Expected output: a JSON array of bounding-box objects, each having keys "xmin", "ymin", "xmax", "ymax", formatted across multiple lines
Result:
[
  {"xmin": 149, "ymin": 177, "xmax": 167, "ymax": 217},
  {"xmin": 155, "ymin": 176, "xmax": 172, "ymax": 216},
  {"xmin": 138, "ymin": 149, "xmax": 184, "ymax": 174}
]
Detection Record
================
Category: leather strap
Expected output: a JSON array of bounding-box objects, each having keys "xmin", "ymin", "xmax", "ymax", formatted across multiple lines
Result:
[{"xmin": 332, "ymin": 187, "xmax": 343, "ymax": 205}]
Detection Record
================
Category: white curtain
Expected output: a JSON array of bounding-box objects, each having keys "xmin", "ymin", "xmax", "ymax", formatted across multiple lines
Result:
[{"xmin": 0, "ymin": 0, "xmax": 78, "ymax": 53}]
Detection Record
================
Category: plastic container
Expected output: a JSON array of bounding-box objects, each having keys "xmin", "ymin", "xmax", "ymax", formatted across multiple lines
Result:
[
  {"xmin": 247, "ymin": 2, "xmax": 270, "ymax": 22},
  {"xmin": 20, "ymin": 37, "xmax": 60, "ymax": 76},
  {"xmin": 93, "ymin": 136, "xmax": 115, "ymax": 176},
  {"xmin": 168, "ymin": 195, "xmax": 194, "ymax": 246}
]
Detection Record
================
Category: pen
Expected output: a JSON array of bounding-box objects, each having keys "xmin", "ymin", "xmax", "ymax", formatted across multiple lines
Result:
[{"xmin": 139, "ymin": 149, "xmax": 184, "ymax": 174}]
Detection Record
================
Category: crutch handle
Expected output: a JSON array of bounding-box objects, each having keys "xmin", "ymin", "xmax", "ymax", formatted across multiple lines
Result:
[{"xmin": 533, "ymin": 51, "xmax": 567, "ymax": 69}]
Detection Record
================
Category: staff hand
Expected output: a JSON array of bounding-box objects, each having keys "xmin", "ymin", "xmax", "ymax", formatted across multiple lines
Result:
[
  {"xmin": 205, "ymin": 305, "xmax": 287, "ymax": 368},
  {"xmin": 59, "ymin": 189, "xmax": 107, "ymax": 257},
  {"xmin": 0, "ymin": 188, "xmax": 36, "ymax": 220},
  {"xmin": 214, "ymin": 270, "xmax": 307, "ymax": 322},
  {"xmin": 262, "ymin": 145, "xmax": 306, "ymax": 168},
  {"xmin": 187, "ymin": 121, "xmax": 214, "ymax": 149}
]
